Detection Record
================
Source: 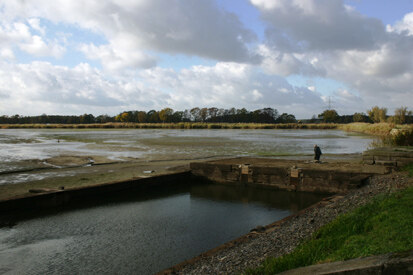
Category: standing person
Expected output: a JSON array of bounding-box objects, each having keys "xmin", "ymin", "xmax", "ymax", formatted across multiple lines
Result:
[{"xmin": 314, "ymin": 144, "xmax": 322, "ymax": 162}]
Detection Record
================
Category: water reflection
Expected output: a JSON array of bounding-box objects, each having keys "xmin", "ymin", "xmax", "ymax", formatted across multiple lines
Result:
[{"xmin": 190, "ymin": 184, "xmax": 327, "ymax": 213}]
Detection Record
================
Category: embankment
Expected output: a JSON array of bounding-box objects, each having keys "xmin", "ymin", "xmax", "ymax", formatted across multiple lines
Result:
[{"xmin": 162, "ymin": 170, "xmax": 412, "ymax": 274}]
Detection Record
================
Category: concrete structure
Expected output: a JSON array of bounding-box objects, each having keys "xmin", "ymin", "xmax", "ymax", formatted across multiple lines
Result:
[
  {"xmin": 363, "ymin": 147, "xmax": 413, "ymax": 167},
  {"xmin": 190, "ymin": 158, "xmax": 389, "ymax": 194},
  {"xmin": 0, "ymin": 171, "xmax": 191, "ymax": 218}
]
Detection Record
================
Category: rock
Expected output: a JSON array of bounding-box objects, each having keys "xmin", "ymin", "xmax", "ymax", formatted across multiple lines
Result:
[{"xmin": 250, "ymin": 225, "xmax": 266, "ymax": 233}]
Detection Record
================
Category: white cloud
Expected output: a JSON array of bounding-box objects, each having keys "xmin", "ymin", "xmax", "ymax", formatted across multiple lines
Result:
[
  {"xmin": 258, "ymin": 44, "xmax": 324, "ymax": 76},
  {"xmin": 252, "ymin": 89, "xmax": 263, "ymax": 101},
  {"xmin": 19, "ymin": 34, "xmax": 65, "ymax": 58},
  {"xmin": 27, "ymin": 18, "xmax": 46, "ymax": 36},
  {"xmin": 140, "ymin": 62, "xmax": 325, "ymax": 117},
  {"xmin": 0, "ymin": 60, "xmax": 326, "ymax": 117},
  {"xmin": 80, "ymin": 42, "xmax": 157, "ymax": 71},
  {"xmin": 0, "ymin": 61, "xmax": 169, "ymax": 115},
  {"xmin": 0, "ymin": 48, "xmax": 14, "ymax": 59},
  {"xmin": 1, "ymin": 0, "xmax": 258, "ymax": 66},
  {"xmin": 0, "ymin": 21, "xmax": 65, "ymax": 58},
  {"xmin": 387, "ymin": 12, "xmax": 413, "ymax": 35},
  {"xmin": 0, "ymin": 0, "xmax": 412, "ymax": 117},
  {"xmin": 252, "ymin": 0, "xmax": 386, "ymax": 51},
  {"xmin": 250, "ymin": 0, "xmax": 413, "ymax": 114}
]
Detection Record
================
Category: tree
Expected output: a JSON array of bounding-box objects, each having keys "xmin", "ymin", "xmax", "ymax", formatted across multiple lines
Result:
[
  {"xmin": 80, "ymin": 113, "xmax": 95, "ymax": 124},
  {"xmin": 159, "ymin": 108, "xmax": 174, "ymax": 123},
  {"xmin": 367, "ymin": 106, "xmax": 387, "ymax": 123},
  {"xmin": 319, "ymin": 109, "xmax": 339, "ymax": 123},
  {"xmin": 115, "ymin": 112, "xmax": 130, "ymax": 122},
  {"xmin": 393, "ymin": 106, "xmax": 412, "ymax": 124},
  {"xmin": 190, "ymin": 107, "xmax": 201, "ymax": 122},
  {"xmin": 147, "ymin": 110, "xmax": 159, "ymax": 123},
  {"xmin": 137, "ymin": 111, "xmax": 147, "ymax": 123},
  {"xmin": 275, "ymin": 113, "xmax": 297, "ymax": 123},
  {"xmin": 199, "ymin": 108, "xmax": 208, "ymax": 122},
  {"xmin": 207, "ymin": 107, "xmax": 219, "ymax": 121},
  {"xmin": 171, "ymin": 111, "xmax": 183, "ymax": 122},
  {"xmin": 353, "ymin": 112, "xmax": 368, "ymax": 122}
]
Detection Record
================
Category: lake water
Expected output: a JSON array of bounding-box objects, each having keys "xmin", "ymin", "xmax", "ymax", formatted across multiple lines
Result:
[
  {"xmin": 0, "ymin": 128, "xmax": 373, "ymax": 175},
  {"xmin": 0, "ymin": 182, "xmax": 326, "ymax": 274}
]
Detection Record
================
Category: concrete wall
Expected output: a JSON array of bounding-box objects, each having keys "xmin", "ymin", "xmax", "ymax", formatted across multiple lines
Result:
[
  {"xmin": 0, "ymin": 172, "xmax": 191, "ymax": 215},
  {"xmin": 190, "ymin": 162, "xmax": 373, "ymax": 194},
  {"xmin": 363, "ymin": 147, "xmax": 413, "ymax": 167}
]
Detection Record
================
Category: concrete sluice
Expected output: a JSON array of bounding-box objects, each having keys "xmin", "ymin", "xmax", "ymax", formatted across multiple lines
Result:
[{"xmin": 0, "ymin": 157, "xmax": 390, "ymax": 274}]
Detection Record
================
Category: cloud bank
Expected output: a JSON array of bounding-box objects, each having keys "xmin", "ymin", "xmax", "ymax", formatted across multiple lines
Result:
[{"xmin": 0, "ymin": 0, "xmax": 412, "ymax": 117}]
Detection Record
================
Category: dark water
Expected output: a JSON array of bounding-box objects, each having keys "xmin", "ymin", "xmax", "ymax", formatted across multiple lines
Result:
[{"xmin": 0, "ymin": 183, "xmax": 326, "ymax": 274}]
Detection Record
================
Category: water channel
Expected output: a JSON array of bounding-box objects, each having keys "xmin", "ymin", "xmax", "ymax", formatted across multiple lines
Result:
[{"xmin": 0, "ymin": 183, "xmax": 326, "ymax": 274}]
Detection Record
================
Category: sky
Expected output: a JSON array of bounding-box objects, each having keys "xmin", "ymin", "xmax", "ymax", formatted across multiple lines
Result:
[{"xmin": 0, "ymin": 0, "xmax": 412, "ymax": 119}]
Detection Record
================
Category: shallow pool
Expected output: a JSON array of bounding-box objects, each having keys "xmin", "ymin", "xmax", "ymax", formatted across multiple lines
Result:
[{"xmin": 0, "ymin": 183, "xmax": 326, "ymax": 274}]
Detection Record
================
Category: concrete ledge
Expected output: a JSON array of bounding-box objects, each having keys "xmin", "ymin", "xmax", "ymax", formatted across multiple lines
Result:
[
  {"xmin": 279, "ymin": 250, "xmax": 413, "ymax": 275},
  {"xmin": 190, "ymin": 158, "xmax": 385, "ymax": 194},
  {"xmin": 0, "ymin": 171, "xmax": 192, "ymax": 214},
  {"xmin": 363, "ymin": 147, "xmax": 413, "ymax": 167}
]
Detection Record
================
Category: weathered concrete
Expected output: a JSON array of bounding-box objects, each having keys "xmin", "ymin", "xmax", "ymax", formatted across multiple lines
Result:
[
  {"xmin": 363, "ymin": 147, "xmax": 413, "ymax": 167},
  {"xmin": 0, "ymin": 171, "xmax": 192, "ymax": 215},
  {"xmin": 190, "ymin": 158, "xmax": 388, "ymax": 194},
  {"xmin": 279, "ymin": 250, "xmax": 413, "ymax": 275}
]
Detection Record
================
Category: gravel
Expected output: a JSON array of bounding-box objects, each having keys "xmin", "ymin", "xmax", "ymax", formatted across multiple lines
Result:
[{"xmin": 166, "ymin": 171, "xmax": 412, "ymax": 275}]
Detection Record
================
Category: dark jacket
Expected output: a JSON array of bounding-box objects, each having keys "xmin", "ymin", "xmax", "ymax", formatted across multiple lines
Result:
[{"xmin": 314, "ymin": 146, "xmax": 322, "ymax": 156}]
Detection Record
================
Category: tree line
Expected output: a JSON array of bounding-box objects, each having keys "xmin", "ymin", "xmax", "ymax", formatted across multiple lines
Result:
[
  {"xmin": 317, "ymin": 106, "xmax": 413, "ymax": 124},
  {"xmin": 0, "ymin": 107, "xmax": 296, "ymax": 124},
  {"xmin": 0, "ymin": 106, "xmax": 412, "ymax": 124}
]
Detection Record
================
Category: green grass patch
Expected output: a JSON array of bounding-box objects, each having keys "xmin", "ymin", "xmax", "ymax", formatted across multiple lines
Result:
[
  {"xmin": 245, "ymin": 187, "xmax": 413, "ymax": 274},
  {"xmin": 402, "ymin": 164, "xmax": 413, "ymax": 177}
]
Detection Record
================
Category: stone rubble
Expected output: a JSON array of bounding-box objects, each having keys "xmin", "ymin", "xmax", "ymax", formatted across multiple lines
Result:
[{"xmin": 172, "ymin": 171, "xmax": 412, "ymax": 275}]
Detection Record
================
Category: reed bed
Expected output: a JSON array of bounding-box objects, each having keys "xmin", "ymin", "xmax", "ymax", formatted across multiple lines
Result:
[
  {"xmin": 338, "ymin": 122, "xmax": 394, "ymax": 136},
  {"xmin": 338, "ymin": 122, "xmax": 413, "ymax": 146}
]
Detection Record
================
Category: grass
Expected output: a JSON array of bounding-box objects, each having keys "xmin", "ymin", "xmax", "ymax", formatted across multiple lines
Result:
[
  {"xmin": 245, "ymin": 186, "xmax": 413, "ymax": 274},
  {"xmin": 402, "ymin": 163, "xmax": 413, "ymax": 177}
]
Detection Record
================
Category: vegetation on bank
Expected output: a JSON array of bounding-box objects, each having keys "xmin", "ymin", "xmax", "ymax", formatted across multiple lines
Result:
[
  {"xmin": 245, "ymin": 186, "xmax": 413, "ymax": 275},
  {"xmin": 338, "ymin": 123, "xmax": 413, "ymax": 146},
  {"xmin": 402, "ymin": 163, "xmax": 413, "ymax": 177}
]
